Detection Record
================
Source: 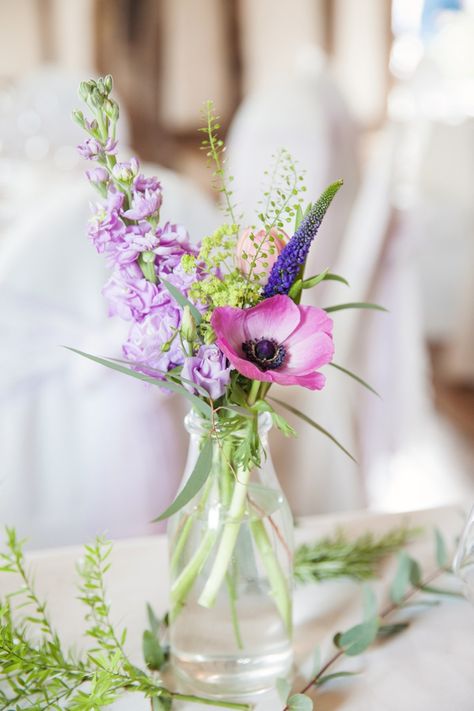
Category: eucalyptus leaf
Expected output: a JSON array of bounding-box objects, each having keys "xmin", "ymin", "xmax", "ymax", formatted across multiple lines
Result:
[
  {"xmin": 287, "ymin": 693, "xmax": 313, "ymax": 710},
  {"xmin": 329, "ymin": 362, "xmax": 380, "ymax": 397},
  {"xmin": 435, "ymin": 528, "xmax": 449, "ymax": 569},
  {"xmin": 153, "ymin": 439, "xmax": 213, "ymax": 521},
  {"xmin": 334, "ymin": 616, "xmax": 379, "ymax": 656},
  {"xmin": 276, "ymin": 677, "xmax": 291, "ymax": 704},
  {"xmin": 324, "ymin": 302, "xmax": 387, "ymax": 314},
  {"xmin": 64, "ymin": 347, "xmax": 211, "ymax": 417},
  {"xmin": 390, "ymin": 552, "xmax": 412, "ymax": 603},
  {"xmin": 362, "ymin": 585, "xmax": 377, "ymax": 620},
  {"xmin": 159, "ymin": 277, "xmax": 202, "ymax": 325},
  {"xmin": 419, "ymin": 585, "xmax": 463, "ymax": 598},
  {"xmin": 409, "ymin": 558, "xmax": 422, "ymax": 587},
  {"xmin": 377, "ymin": 622, "xmax": 409, "ymax": 639},
  {"xmin": 316, "ymin": 670, "xmax": 359, "ymax": 687},
  {"xmin": 269, "ymin": 397, "xmax": 356, "ymax": 462}
]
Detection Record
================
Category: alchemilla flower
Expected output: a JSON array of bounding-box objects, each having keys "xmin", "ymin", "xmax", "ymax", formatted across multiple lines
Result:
[
  {"xmin": 211, "ymin": 295, "xmax": 334, "ymax": 390},
  {"xmin": 182, "ymin": 344, "xmax": 231, "ymax": 400}
]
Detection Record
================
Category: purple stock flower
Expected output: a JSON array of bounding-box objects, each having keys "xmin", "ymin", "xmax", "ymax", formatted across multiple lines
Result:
[
  {"xmin": 182, "ymin": 345, "xmax": 231, "ymax": 400},
  {"xmin": 122, "ymin": 188, "xmax": 162, "ymax": 220},
  {"xmin": 85, "ymin": 167, "xmax": 108, "ymax": 184},
  {"xmin": 134, "ymin": 173, "xmax": 161, "ymax": 192},
  {"xmin": 77, "ymin": 137, "xmax": 117, "ymax": 160},
  {"xmin": 105, "ymin": 223, "xmax": 159, "ymax": 267},
  {"xmin": 88, "ymin": 206, "xmax": 125, "ymax": 253},
  {"xmin": 262, "ymin": 181, "xmax": 342, "ymax": 298},
  {"xmin": 123, "ymin": 304, "xmax": 183, "ymax": 375},
  {"xmin": 102, "ymin": 263, "xmax": 167, "ymax": 321},
  {"xmin": 154, "ymin": 222, "xmax": 193, "ymax": 258},
  {"xmin": 113, "ymin": 158, "xmax": 140, "ymax": 181}
]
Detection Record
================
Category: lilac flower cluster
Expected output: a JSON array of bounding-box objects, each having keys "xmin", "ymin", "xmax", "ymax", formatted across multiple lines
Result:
[
  {"xmin": 262, "ymin": 180, "xmax": 343, "ymax": 298},
  {"xmin": 79, "ymin": 147, "xmax": 199, "ymax": 376}
]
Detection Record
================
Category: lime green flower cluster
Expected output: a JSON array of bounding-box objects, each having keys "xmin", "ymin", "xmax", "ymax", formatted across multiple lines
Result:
[{"xmin": 180, "ymin": 224, "xmax": 262, "ymax": 343}]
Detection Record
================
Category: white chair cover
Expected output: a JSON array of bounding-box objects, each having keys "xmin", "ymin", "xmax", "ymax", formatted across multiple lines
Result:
[{"xmin": 226, "ymin": 49, "xmax": 363, "ymax": 514}]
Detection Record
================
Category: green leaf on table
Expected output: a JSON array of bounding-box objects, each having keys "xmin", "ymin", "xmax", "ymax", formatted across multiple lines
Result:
[
  {"xmin": 64, "ymin": 347, "xmax": 211, "ymax": 417},
  {"xmin": 377, "ymin": 622, "xmax": 410, "ymax": 639},
  {"xmin": 153, "ymin": 438, "xmax": 213, "ymax": 521},
  {"xmin": 419, "ymin": 585, "xmax": 464, "ymax": 598},
  {"xmin": 390, "ymin": 552, "xmax": 412, "ymax": 603},
  {"xmin": 324, "ymin": 302, "xmax": 387, "ymax": 314},
  {"xmin": 316, "ymin": 671, "xmax": 359, "ymax": 687},
  {"xmin": 269, "ymin": 397, "xmax": 356, "ymax": 462},
  {"xmin": 160, "ymin": 277, "xmax": 202, "ymax": 325},
  {"xmin": 334, "ymin": 616, "xmax": 379, "ymax": 656},
  {"xmin": 276, "ymin": 677, "xmax": 291, "ymax": 704},
  {"xmin": 435, "ymin": 528, "xmax": 449, "ymax": 569},
  {"xmin": 287, "ymin": 693, "xmax": 313, "ymax": 710},
  {"xmin": 329, "ymin": 362, "xmax": 380, "ymax": 397},
  {"xmin": 142, "ymin": 630, "xmax": 166, "ymax": 671},
  {"xmin": 362, "ymin": 585, "xmax": 378, "ymax": 620}
]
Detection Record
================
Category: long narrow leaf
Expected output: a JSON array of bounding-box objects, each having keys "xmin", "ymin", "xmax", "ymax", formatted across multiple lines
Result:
[
  {"xmin": 268, "ymin": 397, "xmax": 356, "ymax": 462},
  {"xmin": 324, "ymin": 302, "xmax": 387, "ymax": 314},
  {"xmin": 160, "ymin": 277, "xmax": 202, "ymax": 324},
  {"xmin": 329, "ymin": 362, "xmax": 380, "ymax": 397},
  {"xmin": 64, "ymin": 347, "xmax": 211, "ymax": 417},
  {"xmin": 153, "ymin": 439, "xmax": 213, "ymax": 521},
  {"xmin": 321, "ymin": 273, "xmax": 349, "ymax": 286}
]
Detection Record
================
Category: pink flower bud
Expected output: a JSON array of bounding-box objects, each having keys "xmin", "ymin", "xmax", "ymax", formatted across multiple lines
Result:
[{"xmin": 236, "ymin": 227, "xmax": 288, "ymax": 284}]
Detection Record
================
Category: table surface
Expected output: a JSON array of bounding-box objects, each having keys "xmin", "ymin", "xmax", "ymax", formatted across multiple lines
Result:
[{"xmin": 1, "ymin": 505, "xmax": 473, "ymax": 710}]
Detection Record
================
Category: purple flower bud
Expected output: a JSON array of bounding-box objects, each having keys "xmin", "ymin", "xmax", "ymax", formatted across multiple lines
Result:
[
  {"xmin": 181, "ymin": 345, "xmax": 231, "ymax": 401},
  {"xmin": 85, "ymin": 167, "xmax": 109, "ymax": 184}
]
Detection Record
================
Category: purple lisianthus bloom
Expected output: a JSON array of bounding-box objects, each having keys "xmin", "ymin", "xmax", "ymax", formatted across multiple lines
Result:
[
  {"xmin": 122, "ymin": 187, "xmax": 162, "ymax": 220},
  {"xmin": 77, "ymin": 136, "xmax": 117, "ymax": 160},
  {"xmin": 105, "ymin": 222, "xmax": 159, "ymax": 267},
  {"xmin": 182, "ymin": 345, "xmax": 231, "ymax": 400},
  {"xmin": 123, "ymin": 304, "xmax": 183, "ymax": 376},
  {"xmin": 102, "ymin": 263, "xmax": 167, "ymax": 321}
]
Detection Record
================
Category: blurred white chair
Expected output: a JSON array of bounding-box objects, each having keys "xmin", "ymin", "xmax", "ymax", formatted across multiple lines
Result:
[
  {"xmin": 226, "ymin": 47, "xmax": 363, "ymax": 514},
  {"xmin": 0, "ymin": 67, "xmax": 221, "ymax": 547}
]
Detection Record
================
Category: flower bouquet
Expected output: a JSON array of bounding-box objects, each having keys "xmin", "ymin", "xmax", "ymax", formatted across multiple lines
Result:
[{"xmin": 72, "ymin": 76, "xmax": 380, "ymax": 699}]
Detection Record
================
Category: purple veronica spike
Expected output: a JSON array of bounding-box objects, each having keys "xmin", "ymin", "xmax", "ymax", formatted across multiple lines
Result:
[{"xmin": 262, "ymin": 180, "xmax": 343, "ymax": 298}]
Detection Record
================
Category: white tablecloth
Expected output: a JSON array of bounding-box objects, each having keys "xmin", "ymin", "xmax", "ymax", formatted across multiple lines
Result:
[{"xmin": 1, "ymin": 506, "xmax": 473, "ymax": 710}]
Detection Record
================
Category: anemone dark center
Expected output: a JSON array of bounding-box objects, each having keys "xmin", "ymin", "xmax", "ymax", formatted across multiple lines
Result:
[{"xmin": 242, "ymin": 338, "xmax": 286, "ymax": 371}]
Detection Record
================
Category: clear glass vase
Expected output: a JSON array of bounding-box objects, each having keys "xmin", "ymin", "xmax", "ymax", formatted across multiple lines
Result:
[{"xmin": 167, "ymin": 409, "xmax": 294, "ymax": 698}]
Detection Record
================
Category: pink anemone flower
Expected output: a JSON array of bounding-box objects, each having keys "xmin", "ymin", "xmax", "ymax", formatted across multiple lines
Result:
[{"xmin": 211, "ymin": 295, "xmax": 334, "ymax": 390}]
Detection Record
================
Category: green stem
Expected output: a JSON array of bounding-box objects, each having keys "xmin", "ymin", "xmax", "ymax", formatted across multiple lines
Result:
[
  {"xmin": 226, "ymin": 572, "xmax": 244, "ymax": 649},
  {"xmin": 247, "ymin": 381, "xmax": 261, "ymax": 406},
  {"xmin": 170, "ymin": 528, "xmax": 218, "ymax": 620},
  {"xmin": 250, "ymin": 519, "xmax": 292, "ymax": 634},
  {"xmin": 198, "ymin": 465, "xmax": 252, "ymax": 608}
]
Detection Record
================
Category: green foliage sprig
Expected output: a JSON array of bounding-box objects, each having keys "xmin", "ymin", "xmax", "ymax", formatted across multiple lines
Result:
[
  {"xmin": 280, "ymin": 529, "xmax": 463, "ymax": 711},
  {"xmin": 199, "ymin": 100, "xmax": 238, "ymax": 224},
  {"xmin": 294, "ymin": 527, "xmax": 420, "ymax": 584},
  {"xmin": 0, "ymin": 530, "xmax": 251, "ymax": 711}
]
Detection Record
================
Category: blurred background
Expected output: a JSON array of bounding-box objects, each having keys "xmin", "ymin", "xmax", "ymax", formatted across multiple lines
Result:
[{"xmin": 0, "ymin": 0, "xmax": 473, "ymax": 548}]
